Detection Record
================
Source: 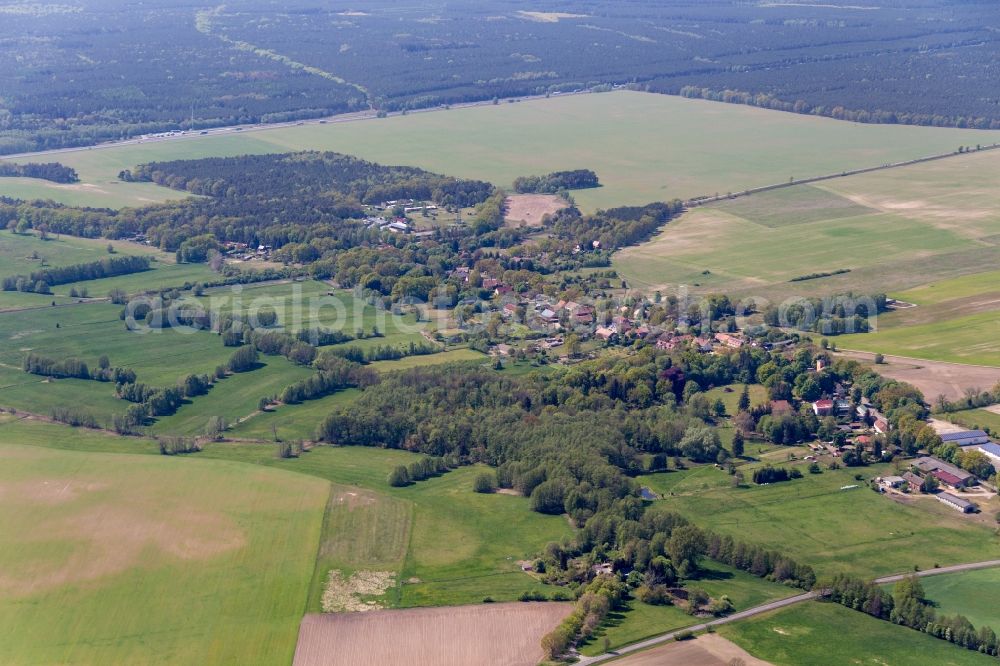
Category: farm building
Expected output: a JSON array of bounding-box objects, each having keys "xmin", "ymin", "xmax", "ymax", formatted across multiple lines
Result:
[
  {"xmin": 902, "ymin": 472, "xmax": 924, "ymax": 489},
  {"xmin": 912, "ymin": 457, "xmax": 976, "ymax": 488},
  {"xmin": 935, "ymin": 492, "xmax": 977, "ymax": 514},
  {"xmin": 964, "ymin": 442, "xmax": 1000, "ymax": 467},
  {"xmin": 941, "ymin": 430, "xmax": 991, "ymax": 447},
  {"xmin": 881, "ymin": 475, "xmax": 907, "ymax": 489}
]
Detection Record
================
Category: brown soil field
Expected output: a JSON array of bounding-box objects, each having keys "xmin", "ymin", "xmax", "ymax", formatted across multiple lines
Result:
[
  {"xmin": 505, "ymin": 194, "xmax": 566, "ymax": 227},
  {"xmin": 292, "ymin": 602, "xmax": 572, "ymax": 666},
  {"xmin": 837, "ymin": 351, "xmax": 1000, "ymax": 402},
  {"xmin": 611, "ymin": 634, "xmax": 771, "ymax": 666}
]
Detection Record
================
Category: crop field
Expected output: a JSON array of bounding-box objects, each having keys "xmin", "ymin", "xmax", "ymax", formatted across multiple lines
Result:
[
  {"xmin": 578, "ymin": 561, "xmax": 794, "ymax": 656},
  {"xmin": 663, "ymin": 464, "xmax": 1000, "ymax": 579},
  {"xmin": 3, "ymin": 92, "xmax": 997, "ymax": 212},
  {"xmin": 720, "ymin": 600, "xmax": 994, "ymax": 666},
  {"xmin": 610, "ymin": 634, "xmax": 769, "ymax": 666},
  {"xmin": 0, "ymin": 438, "xmax": 328, "ymax": 666},
  {"xmin": 617, "ymin": 148, "xmax": 1000, "ymax": 303},
  {"xmin": 917, "ymin": 568, "xmax": 1000, "ymax": 631},
  {"xmin": 292, "ymin": 602, "xmax": 572, "ymax": 666}
]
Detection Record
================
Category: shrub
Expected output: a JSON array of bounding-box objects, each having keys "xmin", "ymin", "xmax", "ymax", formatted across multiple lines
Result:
[{"xmin": 473, "ymin": 472, "xmax": 497, "ymax": 493}]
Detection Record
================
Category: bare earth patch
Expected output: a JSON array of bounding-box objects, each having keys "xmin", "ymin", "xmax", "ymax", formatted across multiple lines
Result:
[
  {"xmin": 611, "ymin": 633, "xmax": 772, "ymax": 666},
  {"xmin": 293, "ymin": 602, "xmax": 572, "ymax": 666},
  {"xmin": 321, "ymin": 569, "xmax": 396, "ymax": 612},
  {"xmin": 504, "ymin": 194, "xmax": 566, "ymax": 227},
  {"xmin": 836, "ymin": 351, "xmax": 1000, "ymax": 402}
]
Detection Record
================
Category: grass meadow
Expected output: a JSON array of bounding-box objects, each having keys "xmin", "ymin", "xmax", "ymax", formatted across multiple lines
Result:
[
  {"xmin": 918, "ymin": 568, "xmax": 1000, "ymax": 631},
  {"xmin": 658, "ymin": 463, "xmax": 1000, "ymax": 579},
  {"xmin": 0, "ymin": 229, "xmax": 215, "ymax": 299},
  {"xmin": 940, "ymin": 408, "xmax": 1000, "ymax": 435},
  {"xmin": 720, "ymin": 600, "xmax": 996, "ymax": 666},
  {"xmin": 2, "ymin": 92, "xmax": 997, "ymax": 211},
  {"xmin": 0, "ymin": 432, "xmax": 328, "ymax": 666}
]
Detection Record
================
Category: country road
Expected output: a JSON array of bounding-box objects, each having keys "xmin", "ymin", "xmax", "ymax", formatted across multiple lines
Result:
[{"xmin": 575, "ymin": 559, "xmax": 1000, "ymax": 665}]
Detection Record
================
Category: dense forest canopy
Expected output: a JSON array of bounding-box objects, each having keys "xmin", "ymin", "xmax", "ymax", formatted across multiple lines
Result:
[{"xmin": 1, "ymin": 0, "xmax": 999, "ymax": 154}]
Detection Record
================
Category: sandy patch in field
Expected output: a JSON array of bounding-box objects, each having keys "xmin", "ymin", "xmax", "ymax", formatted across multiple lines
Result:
[
  {"xmin": 331, "ymin": 488, "xmax": 378, "ymax": 510},
  {"xmin": 504, "ymin": 194, "xmax": 566, "ymax": 226},
  {"xmin": 836, "ymin": 351, "xmax": 1000, "ymax": 402},
  {"xmin": 612, "ymin": 633, "xmax": 771, "ymax": 666},
  {"xmin": 293, "ymin": 602, "xmax": 572, "ymax": 666},
  {"xmin": 321, "ymin": 569, "xmax": 396, "ymax": 612},
  {"xmin": 0, "ymin": 477, "xmax": 109, "ymax": 504},
  {"xmin": 0, "ymin": 504, "xmax": 244, "ymax": 596},
  {"xmin": 983, "ymin": 404, "xmax": 1000, "ymax": 416}
]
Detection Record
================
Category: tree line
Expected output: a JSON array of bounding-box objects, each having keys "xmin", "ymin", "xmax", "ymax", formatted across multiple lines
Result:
[
  {"xmin": 0, "ymin": 162, "xmax": 78, "ymax": 183},
  {"xmin": 2, "ymin": 255, "xmax": 150, "ymax": 293}
]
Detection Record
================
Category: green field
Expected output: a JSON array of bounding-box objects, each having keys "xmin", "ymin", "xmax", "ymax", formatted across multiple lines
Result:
[
  {"xmin": 941, "ymin": 408, "xmax": 1000, "ymax": 435},
  {"xmin": 149, "ymin": 356, "xmax": 314, "ymax": 436},
  {"xmin": 0, "ymin": 230, "xmax": 148, "ymax": 275},
  {"xmin": 578, "ymin": 562, "xmax": 794, "ymax": 656},
  {"xmin": 0, "ymin": 430, "xmax": 328, "ymax": 665},
  {"xmin": 662, "ymin": 463, "xmax": 1000, "ymax": 579},
  {"xmin": 617, "ymin": 148, "xmax": 1000, "ymax": 302},
  {"xmin": 0, "ymin": 230, "xmax": 214, "ymax": 298},
  {"xmin": 0, "ymin": 414, "xmax": 576, "ymax": 658},
  {"xmin": 3, "ymin": 92, "xmax": 997, "ymax": 211},
  {"xmin": 720, "ymin": 600, "xmax": 995, "ymax": 666},
  {"xmin": 919, "ymin": 569, "xmax": 1000, "ymax": 631}
]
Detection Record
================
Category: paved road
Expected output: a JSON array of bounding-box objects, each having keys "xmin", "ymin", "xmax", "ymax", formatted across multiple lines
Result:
[
  {"xmin": 575, "ymin": 559, "xmax": 1000, "ymax": 665},
  {"xmin": 874, "ymin": 559, "xmax": 1000, "ymax": 584}
]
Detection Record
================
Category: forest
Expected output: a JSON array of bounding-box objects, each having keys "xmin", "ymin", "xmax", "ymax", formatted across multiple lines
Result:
[
  {"xmin": 0, "ymin": 162, "xmax": 78, "ymax": 183},
  {"xmin": 2, "ymin": 1, "xmax": 999, "ymax": 154}
]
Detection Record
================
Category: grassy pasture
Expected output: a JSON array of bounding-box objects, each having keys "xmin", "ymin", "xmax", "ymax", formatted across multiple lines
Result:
[
  {"xmin": 0, "ymin": 230, "xmax": 147, "ymax": 276},
  {"xmin": 2, "ymin": 92, "xmax": 997, "ymax": 211},
  {"xmin": 0, "ymin": 302, "xmax": 234, "ymax": 386},
  {"xmin": 0, "ymin": 438, "xmax": 328, "ymax": 666},
  {"xmin": 661, "ymin": 463, "xmax": 1000, "ymax": 579},
  {"xmin": 918, "ymin": 568, "xmax": 1000, "ymax": 632},
  {"xmin": 720, "ymin": 600, "xmax": 995, "ymax": 666},
  {"xmin": 0, "ymin": 230, "xmax": 213, "ymax": 297},
  {"xmin": 149, "ymin": 356, "xmax": 313, "ymax": 436},
  {"xmin": 231, "ymin": 388, "xmax": 362, "ymax": 441},
  {"xmin": 941, "ymin": 408, "xmax": 1000, "ymax": 435}
]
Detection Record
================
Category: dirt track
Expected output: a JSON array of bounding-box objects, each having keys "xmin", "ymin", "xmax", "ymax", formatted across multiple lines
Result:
[
  {"xmin": 611, "ymin": 634, "xmax": 771, "ymax": 666},
  {"xmin": 292, "ymin": 602, "xmax": 572, "ymax": 666},
  {"xmin": 837, "ymin": 350, "xmax": 1000, "ymax": 402}
]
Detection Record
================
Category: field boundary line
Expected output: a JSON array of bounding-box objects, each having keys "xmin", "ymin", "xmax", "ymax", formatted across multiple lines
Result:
[
  {"xmin": 683, "ymin": 144, "xmax": 1000, "ymax": 209},
  {"xmin": 837, "ymin": 349, "xmax": 1000, "ymax": 371}
]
